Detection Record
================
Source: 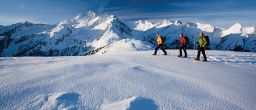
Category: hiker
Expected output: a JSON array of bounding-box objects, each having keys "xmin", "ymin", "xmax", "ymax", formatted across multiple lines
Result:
[
  {"xmin": 178, "ymin": 33, "xmax": 187, "ymax": 58},
  {"xmin": 153, "ymin": 33, "xmax": 167, "ymax": 55},
  {"xmin": 195, "ymin": 32, "xmax": 208, "ymax": 61}
]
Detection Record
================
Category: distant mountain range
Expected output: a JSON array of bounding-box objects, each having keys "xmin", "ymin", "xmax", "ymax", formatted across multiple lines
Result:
[{"xmin": 0, "ymin": 11, "xmax": 255, "ymax": 56}]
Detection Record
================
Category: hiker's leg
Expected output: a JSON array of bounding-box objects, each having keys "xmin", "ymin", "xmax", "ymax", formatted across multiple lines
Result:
[
  {"xmin": 196, "ymin": 48, "xmax": 201, "ymax": 60},
  {"xmin": 179, "ymin": 46, "xmax": 183, "ymax": 56},
  {"xmin": 154, "ymin": 45, "xmax": 159, "ymax": 55},
  {"xmin": 160, "ymin": 45, "xmax": 167, "ymax": 54},
  {"xmin": 184, "ymin": 46, "xmax": 187, "ymax": 57},
  {"xmin": 202, "ymin": 47, "xmax": 207, "ymax": 60}
]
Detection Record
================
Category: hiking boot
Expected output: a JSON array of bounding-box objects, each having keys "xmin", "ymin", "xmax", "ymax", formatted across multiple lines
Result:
[
  {"xmin": 177, "ymin": 55, "xmax": 182, "ymax": 57},
  {"xmin": 194, "ymin": 58, "xmax": 200, "ymax": 61},
  {"xmin": 203, "ymin": 59, "xmax": 208, "ymax": 62},
  {"xmin": 163, "ymin": 54, "xmax": 167, "ymax": 55}
]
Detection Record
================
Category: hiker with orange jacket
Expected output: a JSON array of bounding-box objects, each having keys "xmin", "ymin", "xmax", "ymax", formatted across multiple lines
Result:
[
  {"xmin": 178, "ymin": 33, "xmax": 187, "ymax": 58},
  {"xmin": 153, "ymin": 33, "xmax": 167, "ymax": 55}
]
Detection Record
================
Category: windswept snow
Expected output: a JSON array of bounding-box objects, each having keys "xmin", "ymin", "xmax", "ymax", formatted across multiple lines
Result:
[
  {"xmin": 98, "ymin": 39, "xmax": 153, "ymax": 54},
  {"xmin": 25, "ymin": 92, "xmax": 81, "ymax": 110},
  {"xmin": 100, "ymin": 96, "xmax": 158, "ymax": 110},
  {"xmin": 0, "ymin": 50, "xmax": 256, "ymax": 110}
]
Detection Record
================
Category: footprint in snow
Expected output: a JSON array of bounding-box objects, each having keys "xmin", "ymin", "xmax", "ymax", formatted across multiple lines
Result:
[{"xmin": 26, "ymin": 92, "xmax": 80, "ymax": 110}]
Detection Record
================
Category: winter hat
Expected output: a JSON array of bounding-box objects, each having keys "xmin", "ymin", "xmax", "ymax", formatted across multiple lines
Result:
[
  {"xmin": 180, "ymin": 33, "xmax": 183, "ymax": 37},
  {"xmin": 200, "ymin": 32, "xmax": 205, "ymax": 37}
]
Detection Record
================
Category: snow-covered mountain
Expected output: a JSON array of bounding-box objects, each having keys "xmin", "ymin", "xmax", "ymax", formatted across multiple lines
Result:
[
  {"xmin": 0, "ymin": 21, "xmax": 54, "ymax": 56},
  {"xmin": 133, "ymin": 20, "xmax": 155, "ymax": 31},
  {"xmin": 0, "ymin": 11, "xmax": 255, "ymax": 56},
  {"xmin": 0, "ymin": 12, "xmax": 133, "ymax": 56},
  {"xmin": 131, "ymin": 20, "xmax": 255, "ymax": 51}
]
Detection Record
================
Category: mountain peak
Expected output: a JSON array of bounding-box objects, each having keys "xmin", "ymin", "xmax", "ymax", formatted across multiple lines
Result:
[
  {"xmin": 134, "ymin": 20, "xmax": 155, "ymax": 31},
  {"xmin": 87, "ymin": 11, "xmax": 97, "ymax": 17},
  {"xmin": 174, "ymin": 20, "xmax": 182, "ymax": 25},
  {"xmin": 222, "ymin": 23, "xmax": 243, "ymax": 36},
  {"xmin": 74, "ymin": 11, "xmax": 97, "ymax": 20},
  {"xmin": 22, "ymin": 21, "xmax": 34, "ymax": 25},
  {"xmin": 230, "ymin": 23, "xmax": 243, "ymax": 29},
  {"xmin": 185, "ymin": 22, "xmax": 197, "ymax": 28},
  {"xmin": 135, "ymin": 20, "xmax": 152, "ymax": 24},
  {"xmin": 196, "ymin": 22, "xmax": 215, "ymax": 32},
  {"xmin": 155, "ymin": 19, "xmax": 173, "ymax": 28}
]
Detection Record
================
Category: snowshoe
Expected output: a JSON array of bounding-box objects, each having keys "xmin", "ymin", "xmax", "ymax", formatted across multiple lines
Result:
[{"xmin": 194, "ymin": 59, "xmax": 200, "ymax": 61}]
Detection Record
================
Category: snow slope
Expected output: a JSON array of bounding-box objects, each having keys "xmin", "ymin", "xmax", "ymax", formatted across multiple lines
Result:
[
  {"xmin": 1, "ymin": 50, "xmax": 256, "ymax": 110},
  {"xmin": 97, "ymin": 38, "xmax": 153, "ymax": 54}
]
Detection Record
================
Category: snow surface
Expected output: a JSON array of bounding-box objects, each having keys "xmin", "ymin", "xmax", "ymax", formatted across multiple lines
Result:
[
  {"xmin": 1, "ymin": 50, "xmax": 256, "ymax": 110},
  {"xmin": 98, "ymin": 39, "xmax": 153, "ymax": 54}
]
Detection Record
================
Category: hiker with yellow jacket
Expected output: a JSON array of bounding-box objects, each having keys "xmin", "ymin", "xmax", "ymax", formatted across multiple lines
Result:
[
  {"xmin": 195, "ymin": 32, "xmax": 208, "ymax": 61},
  {"xmin": 152, "ymin": 33, "xmax": 167, "ymax": 55}
]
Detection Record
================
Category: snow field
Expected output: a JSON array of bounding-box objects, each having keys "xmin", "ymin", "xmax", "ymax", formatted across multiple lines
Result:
[{"xmin": 0, "ymin": 50, "xmax": 256, "ymax": 110}]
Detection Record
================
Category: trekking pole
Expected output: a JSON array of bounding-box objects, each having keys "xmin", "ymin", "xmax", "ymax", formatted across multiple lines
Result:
[
  {"xmin": 194, "ymin": 41, "xmax": 196, "ymax": 58},
  {"xmin": 193, "ymin": 34, "xmax": 197, "ymax": 59}
]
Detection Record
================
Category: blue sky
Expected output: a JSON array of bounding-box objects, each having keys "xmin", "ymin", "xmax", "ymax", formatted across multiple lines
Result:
[{"xmin": 0, "ymin": 0, "xmax": 255, "ymax": 28}]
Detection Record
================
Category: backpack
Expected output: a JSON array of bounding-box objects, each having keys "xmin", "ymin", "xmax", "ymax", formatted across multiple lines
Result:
[
  {"xmin": 184, "ymin": 36, "xmax": 189, "ymax": 45},
  {"xmin": 161, "ymin": 36, "xmax": 166, "ymax": 43},
  {"xmin": 204, "ymin": 36, "xmax": 210, "ymax": 46}
]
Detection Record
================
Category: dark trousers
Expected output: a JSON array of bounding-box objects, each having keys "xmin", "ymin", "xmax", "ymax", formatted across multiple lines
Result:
[
  {"xmin": 154, "ymin": 44, "xmax": 167, "ymax": 55},
  {"xmin": 179, "ymin": 45, "xmax": 187, "ymax": 57},
  {"xmin": 196, "ymin": 47, "xmax": 207, "ymax": 60}
]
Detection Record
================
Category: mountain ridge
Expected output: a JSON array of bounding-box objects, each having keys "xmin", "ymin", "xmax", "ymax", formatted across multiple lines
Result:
[{"xmin": 0, "ymin": 11, "xmax": 255, "ymax": 56}]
